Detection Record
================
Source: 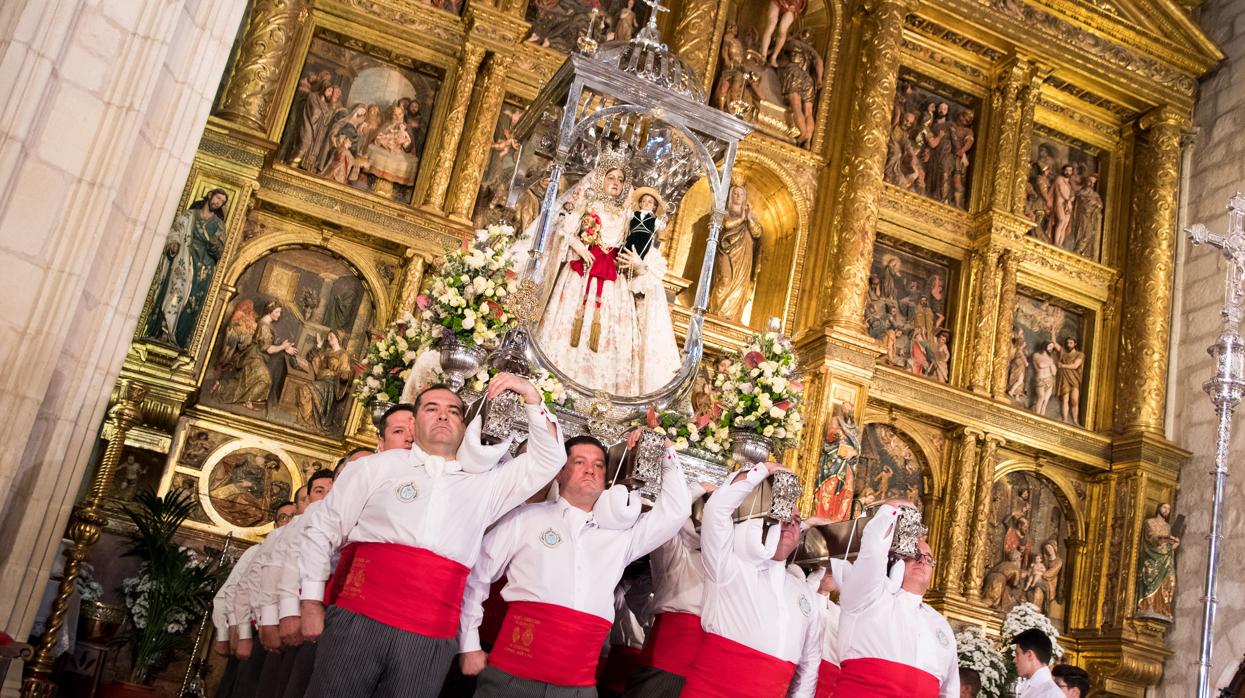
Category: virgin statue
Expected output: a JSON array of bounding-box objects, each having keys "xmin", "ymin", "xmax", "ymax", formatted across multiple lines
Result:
[
  {"xmin": 708, "ymin": 183, "xmax": 763, "ymax": 320},
  {"xmin": 517, "ymin": 154, "xmax": 681, "ymax": 395}
]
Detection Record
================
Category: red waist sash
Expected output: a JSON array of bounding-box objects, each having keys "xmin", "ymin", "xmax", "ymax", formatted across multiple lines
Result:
[
  {"xmin": 478, "ymin": 577, "xmax": 509, "ymax": 649},
  {"xmin": 331, "ymin": 542, "xmax": 468, "ymax": 639},
  {"xmin": 488, "ymin": 601, "xmax": 611, "ymax": 687},
  {"xmin": 324, "ymin": 545, "xmax": 359, "ymax": 606},
  {"xmin": 815, "ymin": 660, "xmax": 840, "ymax": 698},
  {"xmin": 834, "ymin": 657, "xmax": 939, "ymax": 698},
  {"xmin": 637, "ymin": 611, "xmax": 705, "ymax": 677},
  {"xmin": 680, "ymin": 633, "xmax": 797, "ymax": 698}
]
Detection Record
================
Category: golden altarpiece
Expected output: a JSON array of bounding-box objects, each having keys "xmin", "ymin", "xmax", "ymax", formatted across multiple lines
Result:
[{"xmin": 55, "ymin": 0, "xmax": 1221, "ymax": 694}]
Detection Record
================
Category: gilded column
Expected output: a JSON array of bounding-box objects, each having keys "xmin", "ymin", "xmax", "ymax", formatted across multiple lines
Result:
[
  {"xmin": 988, "ymin": 61, "xmax": 1029, "ymax": 212},
  {"xmin": 823, "ymin": 0, "xmax": 921, "ymax": 331},
  {"xmin": 991, "ymin": 251, "xmax": 1018, "ymax": 401},
  {"xmin": 967, "ymin": 245, "xmax": 1002, "ymax": 393},
  {"xmin": 1011, "ymin": 68, "xmax": 1044, "ymax": 216},
  {"xmin": 424, "ymin": 43, "xmax": 487, "ymax": 212},
  {"xmin": 941, "ymin": 427, "xmax": 982, "ymax": 595},
  {"xmin": 670, "ymin": 0, "xmax": 725, "ymax": 94},
  {"xmin": 396, "ymin": 254, "xmax": 430, "ymax": 316},
  {"xmin": 216, "ymin": 0, "xmax": 307, "ymax": 134},
  {"xmin": 1113, "ymin": 107, "xmax": 1187, "ymax": 434},
  {"xmin": 964, "ymin": 434, "xmax": 1003, "ymax": 598},
  {"xmin": 447, "ymin": 53, "xmax": 515, "ymax": 219}
]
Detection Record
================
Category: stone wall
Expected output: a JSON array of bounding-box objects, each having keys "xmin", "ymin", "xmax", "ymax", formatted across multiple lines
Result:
[
  {"xmin": 0, "ymin": 0, "xmax": 245, "ymax": 692},
  {"xmin": 1163, "ymin": 0, "xmax": 1245, "ymax": 693}
]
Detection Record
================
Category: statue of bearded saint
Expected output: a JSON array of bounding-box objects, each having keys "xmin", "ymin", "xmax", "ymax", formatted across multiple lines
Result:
[{"xmin": 517, "ymin": 157, "xmax": 681, "ymax": 396}]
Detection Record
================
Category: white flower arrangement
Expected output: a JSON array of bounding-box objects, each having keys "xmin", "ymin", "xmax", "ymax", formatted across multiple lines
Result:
[
  {"xmin": 416, "ymin": 224, "xmax": 522, "ymax": 349},
  {"xmin": 713, "ymin": 331, "xmax": 805, "ymax": 451},
  {"xmin": 121, "ymin": 548, "xmax": 211, "ymax": 635},
  {"xmin": 999, "ymin": 602, "xmax": 1064, "ymax": 660},
  {"xmin": 647, "ymin": 408, "xmax": 729, "ymax": 456},
  {"xmin": 956, "ymin": 626, "xmax": 1007, "ymax": 698},
  {"xmin": 355, "ymin": 312, "xmax": 429, "ymax": 407}
]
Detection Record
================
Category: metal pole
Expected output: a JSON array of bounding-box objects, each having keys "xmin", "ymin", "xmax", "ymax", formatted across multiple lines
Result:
[
  {"xmin": 179, "ymin": 533, "xmax": 235, "ymax": 697},
  {"xmin": 1186, "ymin": 194, "xmax": 1245, "ymax": 698}
]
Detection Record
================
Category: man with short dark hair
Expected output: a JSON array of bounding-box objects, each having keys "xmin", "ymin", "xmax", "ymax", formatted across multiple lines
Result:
[
  {"xmin": 958, "ymin": 667, "xmax": 982, "ymax": 698},
  {"xmin": 334, "ymin": 446, "xmax": 375, "ymax": 475},
  {"xmin": 1050, "ymin": 663, "xmax": 1089, "ymax": 698},
  {"xmin": 300, "ymin": 374, "xmax": 565, "ymax": 697},
  {"xmin": 375, "ymin": 403, "xmax": 416, "ymax": 451},
  {"xmin": 1013, "ymin": 628, "xmax": 1059, "ymax": 697},
  {"xmin": 458, "ymin": 431, "xmax": 690, "ymax": 696}
]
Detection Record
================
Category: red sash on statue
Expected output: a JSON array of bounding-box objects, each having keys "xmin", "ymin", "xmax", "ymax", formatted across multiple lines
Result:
[
  {"xmin": 488, "ymin": 601, "xmax": 611, "ymax": 687},
  {"xmin": 815, "ymin": 660, "xmax": 840, "ymax": 698},
  {"xmin": 833, "ymin": 657, "xmax": 939, "ymax": 698},
  {"xmin": 568, "ymin": 246, "xmax": 618, "ymax": 301},
  {"xmin": 680, "ymin": 633, "xmax": 797, "ymax": 698},
  {"xmin": 330, "ymin": 542, "xmax": 468, "ymax": 639},
  {"xmin": 637, "ymin": 611, "xmax": 704, "ymax": 678}
]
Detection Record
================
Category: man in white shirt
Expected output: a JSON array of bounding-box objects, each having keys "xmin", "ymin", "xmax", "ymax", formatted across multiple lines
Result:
[
  {"xmin": 681, "ymin": 461, "xmax": 821, "ymax": 698},
  {"xmin": 1013, "ymin": 628, "xmax": 1061, "ymax": 698},
  {"xmin": 805, "ymin": 560, "xmax": 846, "ymax": 698},
  {"xmin": 457, "ymin": 432, "xmax": 691, "ymax": 697},
  {"xmin": 834, "ymin": 502, "xmax": 959, "ymax": 697},
  {"xmin": 299, "ymin": 375, "xmax": 565, "ymax": 697},
  {"xmin": 1050, "ymin": 663, "xmax": 1090, "ymax": 697},
  {"xmin": 623, "ymin": 485, "xmax": 713, "ymax": 697}
]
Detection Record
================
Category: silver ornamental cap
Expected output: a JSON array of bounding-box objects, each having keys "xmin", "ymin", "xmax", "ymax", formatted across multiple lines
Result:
[{"xmin": 891, "ymin": 505, "xmax": 928, "ymax": 560}]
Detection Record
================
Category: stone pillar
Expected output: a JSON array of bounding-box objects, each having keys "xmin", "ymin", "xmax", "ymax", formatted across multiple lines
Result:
[
  {"xmin": 991, "ymin": 251, "xmax": 1019, "ymax": 401},
  {"xmin": 823, "ymin": 0, "xmax": 921, "ymax": 331},
  {"xmin": 215, "ymin": 0, "xmax": 307, "ymax": 135},
  {"xmin": 1113, "ymin": 107, "xmax": 1188, "ymax": 435},
  {"xmin": 447, "ymin": 52, "xmax": 515, "ymax": 220},
  {"xmin": 941, "ymin": 427, "xmax": 982, "ymax": 595},
  {"xmin": 967, "ymin": 245, "xmax": 1002, "ymax": 393},
  {"xmin": 670, "ymin": 0, "xmax": 727, "ymax": 95},
  {"xmin": 423, "ymin": 43, "xmax": 487, "ymax": 212},
  {"xmin": 964, "ymin": 434, "xmax": 1003, "ymax": 598},
  {"xmin": 0, "ymin": 0, "xmax": 248, "ymax": 653}
]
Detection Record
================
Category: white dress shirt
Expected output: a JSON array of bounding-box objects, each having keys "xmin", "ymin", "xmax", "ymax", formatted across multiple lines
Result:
[
  {"xmin": 818, "ymin": 595, "xmax": 841, "ymax": 665},
  {"xmin": 699, "ymin": 464, "xmax": 821, "ymax": 698},
  {"xmin": 647, "ymin": 519, "xmax": 704, "ymax": 617},
  {"xmin": 459, "ymin": 448, "xmax": 690, "ymax": 653},
  {"xmin": 1019, "ymin": 667, "xmax": 1064, "ymax": 698},
  {"xmin": 212, "ymin": 544, "xmax": 262, "ymax": 642},
  {"xmin": 299, "ymin": 404, "xmax": 563, "ymax": 602},
  {"xmin": 257, "ymin": 502, "xmax": 324, "ymax": 621},
  {"xmin": 836, "ymin": 504, "xmax": 959, "ymax": 697},
  {"xmin": 231, "ymin": 526, "xmax": 293, "ymax": 639}
]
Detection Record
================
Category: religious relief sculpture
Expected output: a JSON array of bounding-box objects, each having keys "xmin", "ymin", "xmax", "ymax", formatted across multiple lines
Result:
[
  {"xmin": 812, "ymin": 401, "xmax": 860, "ymax": 522},
  {"xmin": 205, "ymin": 448, "xmax": 295, "ymax": 528},
  {"xmin": 758, "ymin": 0, "xmax": 808, "ymax": 68},
  {"xmin": 474, "ymin": 103, "xmax": 528, "ymax": 228},
  {"xmin": 865, "ymin": 243, "xmax": 952, "ymax": 383},
  {"xmin": 884, "ymin": 79, "xmax": 978, "ymax": 209},
  {"xmin": 277, "ymin": 36, "xmax": 444, "ymax": 203},
  {"xmin": 853, "ymin": 424, "xmax": 927, "ymax": 516},
  {"xmin": 1011, "ymin": 295, "xmax": 1087, "ymax": 425},
  {"xmin": 1136, "ymin": 502, "xmax": 1181, "ymax": 618},
  {"xmin": 776, "ymin": 28, "xmax": 823, "ymax": 147},
  {"xmin": 982, "ymin": 472, "xmax": 1070, "ymax": 623},
  {"xmin": 142, "ymin": 189, "xmax": 229, "ymax": 351},
  {"xmin": 525, "ymin": 0, "xmax": 645, "ymax": 51},
  {"xmin": 708, "ymin": 183, "xmax": 763, "ymax": 321},
  {"xmin": 1024, "ymin": 132, "xmax": 1105, "ymax": 260}
]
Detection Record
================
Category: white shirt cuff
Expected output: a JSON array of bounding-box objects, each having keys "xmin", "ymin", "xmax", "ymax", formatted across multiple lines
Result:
[
  {"xmin": 525, "ymin": 402, "xmax": 554, "ymax": 424},
  {"xmin": 300, "ymin": 580, "xmax": 327, "ymax": 602},
  {"xmin": 215, "ymin": 626, "xmax": 229, "ymax": 642},
  {"xmin": 235, "ymin": 623, "xmax": 253, "ymax": 640},
  {"xmin": 226, "ymin": 612, "xmax": 238, "ymax": 626},
  {"xmin": 745, "ymin": 463, "xmax": 768, "ymax": 483},
  {"xmin": 279, "ymin": 597, "xmax": 302, "ymax": 620},
  {"xmin": 460, "ymin": 630, "xmax": 482, "ymax": 654},
  {"xmin": 260, "ymin": 604, "xmax": 279, "ymax": 626}
]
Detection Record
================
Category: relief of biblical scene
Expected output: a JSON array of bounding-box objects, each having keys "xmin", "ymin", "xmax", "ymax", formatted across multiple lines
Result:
[
  {"xmin": 278, "ymin": 34, "xmax": 444, "ymax": 204},
  {"xmin": 525, "ymin": 0, "xmax": 650, "ymax": 52},
  {"xmin": 1007, "ymin": 294, "xmax": 1088, "ymax": 426},
  {"xmin": 200, "ymin": 249, "xmax": 373, "ymax": 438},
  {"xmin": 110, "ymin": 448, "xmax": 166, "ymax": 502},
  {"xmin": 472, "ymin": 101, "xmax": 528, "ymax": 228},
  {"xmin": 141, "ymin": 188, "xmax": 231, "ymax": 351},
  {"xmin": 178, "ymin": 428, "xmax": 232, "ymax": 470},
  {"xmin": 982, "ymin": 471, "xmax": 1071, "ymax": 626},
  {"xmin": 1023, "ymin": 127, "xmax": 1105, "ymax": 260},
  {"xmin": 713, "ymin": 1, "xmax": 828, "ymax": 147},
  {"xmin": 865, "ymin": 243, "xmax": 952, "ymax": 383},
  {"xmin": 169, "ymin": 472, "xmax": 212, "ymax": 525},
  {"xmin": 204, "ymin": 448, "xmax": 297, "ymax": 529},
  {"xmin": 849, "ymin": 424, "xmax": 928, "ymax": 518},
  {"xmin": 885, "ymin": 74, "xmax": 979, "ymax": 209}
]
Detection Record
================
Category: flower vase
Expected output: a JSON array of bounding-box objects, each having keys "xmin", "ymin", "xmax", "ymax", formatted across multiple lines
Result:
[
  {"xmin": 79, "ymin": 600, "xmax": 126, "ymax": 643},
  {"xmin": 730, "ymin": 429, "xmax": 773, "ymax": 467},
  {"xmin": 370, "ymin": 396, "xmax": 394, "ymax": 428},
  {"xmin": 438, "ymin": 335, "xmax": 487, "ymax": 391}
]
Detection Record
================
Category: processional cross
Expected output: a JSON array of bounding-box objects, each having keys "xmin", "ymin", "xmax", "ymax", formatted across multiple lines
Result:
[{"xmin": 1185, "ymin": 192, "xmax": 1245, "ymax": 698}]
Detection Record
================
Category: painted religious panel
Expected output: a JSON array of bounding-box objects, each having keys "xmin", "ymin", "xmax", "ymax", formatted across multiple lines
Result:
[
  {"xmin": 169, "ymin": 472, "xmax": 212, "ymax": 525},
  {"xmin": 982, "ymin": 471, "xmax": 1071, "ymax": 626},
  {"xmin": 472, "ymin": 100, "xmax": 528, "ymax": 229},
  {"xmin": 141, "ymin": 187, "xmax": 232, "ymax": 351},
  {"xmin": 525, "ymin": 0, "xmax": 647, "ymax": 52},
  {"xmin": 1023, "ymin": 126, "xmax": 1105, "ymax": 260},
  {"xmin": 110, "ymin": 448, "xmax": 167, "ymax": 503},
  {"xmin": 849, "ymin": 424, "xmax": 928, "ymax": 518},
  {"xmin": 278, "ymin": 33, "xmax": 444, "ymax": 204},
  {"xmin": 201, "ymin": 249, "xmax": 373, "ymax": 437},
  {"xmin": 1006, "ymin": 294, "xmax": 1088, "ymax": 426},
  {"xmin": 865, "ymin": 242, "xmax": 952, "ymax": 383},
  {"xmin": 203, "ymin": 447, "xmax": 298, "ymax": 529},
  {"xmin": 179, "ymin": 427, "xmax": 232, "ymax": 470},
  {"xmin": 885, "ymin": 74, "xmax": 979, "ymax": 210},
  {"xmin": 812, "ymin": 401, "xmax": 860, "ymax": 522}
]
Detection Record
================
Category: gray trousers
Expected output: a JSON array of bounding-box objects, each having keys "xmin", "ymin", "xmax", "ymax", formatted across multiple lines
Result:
[
  {"xmin": 305, "ymin": 606, "xmax": 457, "ymax": 698},
  {"xmin": 622, "ymin": 665, "xmax": 685, "ymax": 698},
  {"xmin": 257, "ymin": 645, "xmax": 298, "ymax": 698},
  {"xmin": 233, "ymin": 641, "xmax": 270, "ymax": 698},
  {"xmin": 281, "ymin": 641, "xmax": 317, "ymax": 698},
  {"xmin": 473, "ymin": 665, "xmax": 597, "ymax": 698}
]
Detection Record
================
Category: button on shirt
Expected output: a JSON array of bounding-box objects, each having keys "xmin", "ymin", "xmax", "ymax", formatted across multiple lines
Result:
[
  {"xmin": 212, "ymin": 544, "xmax": 262, "ymax": 642},
  {"xmin": 1019, "ymin": 667, "xmax": 1064, "ymax": 698},
  {"xmin": 837, "ymin": 504, "xmax": 959, "ymax": 696},
  {"xmin": 699, "ymin": 464, "xmax": 822, "ymax": 697},
  {"xmin": 647, "ymin": 519, "xmax": 704, "ymax": 617},
  {"xmin": 299, "ymin": 404, "xmax": 564, "ymax": 602},
  {"xmin": 459, "ymin": 449, "xmax": 691, "ymax": 653}
]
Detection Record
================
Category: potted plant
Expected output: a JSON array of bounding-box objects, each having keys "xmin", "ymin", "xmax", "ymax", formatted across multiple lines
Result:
[{"xmin": 105, "ymin": 489, "xmax": 222, "ymax": 696}]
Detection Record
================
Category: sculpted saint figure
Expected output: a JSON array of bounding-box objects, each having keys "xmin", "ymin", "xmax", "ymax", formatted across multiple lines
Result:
[
  {"xmin": 1006, "ymin": 333, "xmax": 1029, "ymax": 402},
  {"xmin": 758, "ymin": 0, "xmax": 808, "ymax": 68},
  {"xmin": 1030, "ymin": 342, "xmax": 1058, "ymax": 417},
  {"xmin": 143, "ymin": 189, "xmax": 229, "ymax": 350},
  {"xmin": 714, "ymin": 23, "xmax": 748, "ymax": 113},
  {"xmin": 813, "ymin": 401, "xmax": 860, "ymax": 522},
  {"xmin": 1051, "ymin": 164, "xmax": 1075, "ymax": 248},
  {"xmin": 1053, "ymin": 336, "xmax": 1084, "ymax": 425},
  {"xmin": 709, "ymin": 183, "xmax": 764, "ymax": 320},
  {"xmin": 1071, "ymin": 172, "xmax": 1103, "ymax": 259},
  {"xmin": 777, "ymin": 28, "xmax": 822, "ymax": 147},
  {"xmin": 1136, "ymin": 502, "xmax": 1180, "ymax": 617}
]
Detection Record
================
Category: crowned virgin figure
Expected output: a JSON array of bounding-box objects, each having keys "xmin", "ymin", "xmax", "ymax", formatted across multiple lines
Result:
[{"xmin": 519, "ymin": 151, "xmax": 681, "ymax": 395}]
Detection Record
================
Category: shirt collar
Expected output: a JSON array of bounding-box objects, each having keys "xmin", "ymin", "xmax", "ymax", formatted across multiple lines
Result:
[
  {"xmin": 410, "ymin": 443, "xmax": 460, "ymax": 478},
  {"xmin": 557, "ymin": 497, "xmax": 597, "ymax": 529}
]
